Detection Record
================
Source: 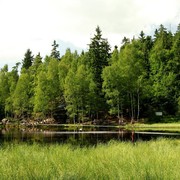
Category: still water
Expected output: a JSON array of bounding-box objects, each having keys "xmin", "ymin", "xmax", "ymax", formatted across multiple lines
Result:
[{"xmin": 0, "ymin": 125, "xmax": 180, "ymax": 146}]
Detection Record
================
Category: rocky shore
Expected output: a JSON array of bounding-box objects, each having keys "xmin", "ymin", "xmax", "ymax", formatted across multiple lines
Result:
[{"xmin": 1, "ymin": 118, "xmax": 56, "ymax": 126}]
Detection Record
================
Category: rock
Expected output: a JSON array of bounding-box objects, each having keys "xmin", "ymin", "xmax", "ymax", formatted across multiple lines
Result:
[
  {"xmin": 1, "ymin": 118, "xmax": 9, "ymax": 125},
  {"xmin": 43, "ymin": 118, "xmax": 55, "ymax": 124}
]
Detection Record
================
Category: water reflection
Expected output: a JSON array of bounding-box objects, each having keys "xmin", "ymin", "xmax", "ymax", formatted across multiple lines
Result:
[{"xmin": 0, "ymin": 125, "xmax": 180, "ymax": 146}]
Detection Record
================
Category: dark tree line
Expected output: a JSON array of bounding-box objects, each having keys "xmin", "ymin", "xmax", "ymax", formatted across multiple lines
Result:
[{"xmin": 0, "ymin": 24, "xmax": 179, "ymax": 123}]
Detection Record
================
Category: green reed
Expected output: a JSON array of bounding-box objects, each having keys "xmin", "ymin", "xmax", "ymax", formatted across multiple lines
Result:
[{"xmin": 0, "ymin": 138, "xmax": 179, "ymax": 180}]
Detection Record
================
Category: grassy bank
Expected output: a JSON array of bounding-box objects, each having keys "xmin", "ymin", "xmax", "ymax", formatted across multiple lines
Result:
[
  {"xmin": 0, "ymin": 139, "xmax": 180, "ymax": 179},
  {"xmin": 127, "ymin": 122, "xmax": 180, "ymax": 132}
]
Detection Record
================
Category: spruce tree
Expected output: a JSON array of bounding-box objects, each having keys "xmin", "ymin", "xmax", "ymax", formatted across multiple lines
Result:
[
  {"xmin": 87, "ymin": 26, "xmax": 111, "ymax": 117},
  {"xmin": 21, "ymin": 49, "xmax": 34, "ymax": 70},
  {"xmin": 33, "ymin": 52, "xmax": 42, "ymax": 68},
  {"xmin": 88, "ymin": 26, "xmax": 111, "ymax": 89},
  {"xmin": 50, "ymin": 40, "xmax": 60, "ymax": 60}
]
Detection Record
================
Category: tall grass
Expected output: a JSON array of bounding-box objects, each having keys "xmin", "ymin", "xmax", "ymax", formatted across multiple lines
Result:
[
  {"xmin": 0, "ymin": 139, "xmax": 179, "ymax": 179},
  {"xmin": 128, "ymin": 122, "xmax": 180, "ymax": 132}
]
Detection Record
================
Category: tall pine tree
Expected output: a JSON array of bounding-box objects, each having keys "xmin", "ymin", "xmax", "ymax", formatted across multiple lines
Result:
[
  {"xmin": 50, "ymin": 40, "xmax": 60, "ymax": 60},
  {"xmin": 88, "ymin": 26, "xmax": 111, "ymax": 89},
  {"xmin": 87, "ymin": 26, "xmax": 111, "ymax": 118},
  {"xmin": 21, "ymin": 49, "xmax": 34, "ymax": 70}
]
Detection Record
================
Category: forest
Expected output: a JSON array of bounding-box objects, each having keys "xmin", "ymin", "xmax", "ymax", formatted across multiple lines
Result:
[{"xmin": 0, "ymin": 24, "xmax": 179, "ymax": 123}]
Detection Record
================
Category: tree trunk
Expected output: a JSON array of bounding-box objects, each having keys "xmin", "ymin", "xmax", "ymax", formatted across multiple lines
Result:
[
  {"xmin": 117, "ymin": 97, "xmax": 120, "ymax": 124},
  {"xmin": 120, "ymin": 102, "xmax": 124, "ymax": 122},
  {"xmin": 130, "ymin": 93, "xmax": 134, "ymax": 123},
  {"xmin": 96, "ymin": 112, "xmax": 99, "ymax": 120},
  {"xmin": 137, "ymin": 89, "xmax": 140, "ymax": 121},
  {"xmin": 73, "ymin": 115, "xmax": 75, "ymax": 125}
]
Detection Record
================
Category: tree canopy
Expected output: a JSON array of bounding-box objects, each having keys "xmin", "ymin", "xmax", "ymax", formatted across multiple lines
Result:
[{"xmin": 0, "ymin": 24, "xmax": 179, "ymax": 123}]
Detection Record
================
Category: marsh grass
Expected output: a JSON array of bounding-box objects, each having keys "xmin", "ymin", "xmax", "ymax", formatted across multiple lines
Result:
[
  {"xmin": 0, "ymin": 139, "xmax": 180, "ymax": 179},
  {"xmin": 133, "ymin": 122, "xmax": 180, "ymax": 128},
  {"xmin": 127, "ymin": 122, "xmax": 180, "ymax": 132}
]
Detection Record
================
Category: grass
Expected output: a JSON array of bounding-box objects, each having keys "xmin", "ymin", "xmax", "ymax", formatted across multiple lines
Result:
[
  {"xmin": 0, "ymin": 139, "xmax": 180, "ymax": 179},
  {"xmin": 128, "ymin": 122, "xmax": 180, "ymax": 132}
]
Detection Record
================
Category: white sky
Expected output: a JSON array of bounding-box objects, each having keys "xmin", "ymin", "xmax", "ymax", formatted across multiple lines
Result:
[{"xmin": 0, "ymin": 0, "xmax": 179, "ymax": 69}]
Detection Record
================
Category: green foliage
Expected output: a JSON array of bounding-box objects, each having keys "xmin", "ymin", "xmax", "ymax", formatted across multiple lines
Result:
[
  {"xmin": 88, "ymin": 26, "xmax": 111, "ymax": 89},
  {"xmin": 0, "ymin": 65, "xmax": 9, "ymax": 118},
  {"xmin": 87, "ymin": 26, "xmax": 111, "ymax": 116},
  {"xmin": 64, "ymin": 64, "xmax": 96, "ymax": 122},
  {"xmin": 58, "ymin": 49, "xmax": 74, "ymax": 91},
  {"xmin": 13, "ymin": 70, "xmax": 32, "ymax": 117},
  {"xmin": 21, "ymin": 49, "xmax": 34, "ymax": 70},
  {"xmin": 149, "ymin": 25, "xmax": 177, "ymax": 115},
  {"xmin": 103, "ymin": 38, "xmax": 150, "ymax": 120},
  {"xmin": 33, "ymin": 52, "xmax": 42, "ymax": 69},
  {"xmin": 0, "ymin": 24, "xmax": 179, "ymax": 122},
  {"xmin": 33, "ymin": 69, "xmax": 49, "ymax": 117},
  {"xmin": 109, "ymin": 46, "xmax": 119, "ymax": 65},
  {"xmin": 172, "ymin": 24, "xmax": 180, "ymax": 114},
  {"xmin": 5, "ymin": 63, "xmax": 19, "ymax": 117},
  {"xmin": 33, "ymin": 57, "xmax": 60, "ymax": 118},
  {"xmin": 50, "ymin": 40, "xmax": 60, "ymax": 60}
]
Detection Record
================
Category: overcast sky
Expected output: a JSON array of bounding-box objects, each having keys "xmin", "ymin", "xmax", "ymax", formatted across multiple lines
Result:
[{"xmin": 0, "ymin": 0, "xmax": 179, "ymax": 69}]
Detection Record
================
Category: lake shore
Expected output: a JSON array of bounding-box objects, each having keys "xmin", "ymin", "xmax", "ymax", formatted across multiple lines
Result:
[
  {"xmin": 1, "ymin": 120, "xmax": 180, "ymax": 130},
  {"xmin": 126, "ymin": 122, "xmax": 180, "ymax": 132}
]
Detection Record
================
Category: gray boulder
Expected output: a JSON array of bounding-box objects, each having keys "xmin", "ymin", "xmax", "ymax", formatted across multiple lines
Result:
[{"xmin": 1, "ymin": 118, "xmax": 9, "ymax": 125}]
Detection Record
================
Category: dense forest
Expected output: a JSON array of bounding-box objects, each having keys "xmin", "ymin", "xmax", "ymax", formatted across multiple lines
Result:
[{"xmin": 0, "ymin": 24, "xmax": 180, "ymax": 123}]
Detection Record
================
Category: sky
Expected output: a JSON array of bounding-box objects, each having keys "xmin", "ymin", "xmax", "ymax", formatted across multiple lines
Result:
[{"xmin": 0, "ymin": 0, "xmax": 180, "ymax": 69}]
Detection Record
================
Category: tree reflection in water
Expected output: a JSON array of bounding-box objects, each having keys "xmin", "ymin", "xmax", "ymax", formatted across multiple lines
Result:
[{"xmin": 0, "ymin": 125, "xmax": 180, "ymax": 146}]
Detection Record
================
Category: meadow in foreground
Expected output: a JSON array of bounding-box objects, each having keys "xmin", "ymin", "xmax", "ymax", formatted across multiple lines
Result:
[{"xmin": 0, "ymin": 138, "xmax": 179, "ymax": 180}]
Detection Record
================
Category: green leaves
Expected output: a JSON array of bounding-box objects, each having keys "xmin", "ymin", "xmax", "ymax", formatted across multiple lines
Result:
[
  {"xmin": 34, "ymin": 57, "xmax": 60, "ymax": 118},
  {"xmin": 21, "ymin": 49, "xmax": 34, "ymax": 70},
  {"xmin": 50, "ymin": 40, "xmax": 60, "ymax": 60},
  {"xmin": 88, "ymin": 26, "xmax": 111, "ymax": 88},
  {"xmin": 0, "ymin": 24, "xmax": 179, "ymax": 121},
  {"xmin": 64, "ymin": 64, "xmax": 96, "ymax": 121},
  {"xmin": 13, "ymin": 71, "xmax": 31, "ymax": 117}
]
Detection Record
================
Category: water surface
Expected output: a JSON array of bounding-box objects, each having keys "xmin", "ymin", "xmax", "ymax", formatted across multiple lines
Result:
[{"xmin": 0, "ymin": 125, "xmax": 180, "ymax": 146}]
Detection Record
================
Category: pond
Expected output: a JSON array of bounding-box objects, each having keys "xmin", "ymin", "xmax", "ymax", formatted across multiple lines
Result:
[{"xmin": 0, "ymin": 125, "xmax": 180, "ymax": 146}]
